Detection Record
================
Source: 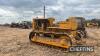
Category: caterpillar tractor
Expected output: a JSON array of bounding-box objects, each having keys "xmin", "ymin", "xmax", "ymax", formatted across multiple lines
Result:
[
  {"xmin": 29, "ymin": 17, "xmax": 86, "ymax": 49},
  {"xmin": 86, "ymin": 22, "xmax": 99, "ymax": 28}
]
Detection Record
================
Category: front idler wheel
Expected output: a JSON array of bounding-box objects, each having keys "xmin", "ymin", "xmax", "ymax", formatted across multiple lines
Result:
[{"xmin": 29, "ymin": 32, "xmax": 35, "ymax": 42}]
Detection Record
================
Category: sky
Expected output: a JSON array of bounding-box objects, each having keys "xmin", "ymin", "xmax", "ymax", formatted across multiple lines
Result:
[{"xmin": 0, "ymin": 0, "xmax": 100, "ymax": 24}]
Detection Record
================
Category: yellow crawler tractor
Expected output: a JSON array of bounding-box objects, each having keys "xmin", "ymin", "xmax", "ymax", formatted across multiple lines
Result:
[
  {"xmin": 29, "ymin": 17, "xmax": 86, "ymax": 48},
  {"xmin": 86, "ymin": 22, "xmax": 99, "ymax": 28}
]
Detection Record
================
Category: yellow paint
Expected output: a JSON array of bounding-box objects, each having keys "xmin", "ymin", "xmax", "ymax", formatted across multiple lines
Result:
[
  {"xmin": 30, "ymin": 16, "xmax": 85, "ymax": 48},
  {"xmin": 32, "ymin": 36, "xmax": 70, "ymax": 48}
]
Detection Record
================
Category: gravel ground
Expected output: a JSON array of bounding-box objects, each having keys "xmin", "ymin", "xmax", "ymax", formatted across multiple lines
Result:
[{"xmin": 0, "ymin": 26, "xmax": 100, "ymax": 56}]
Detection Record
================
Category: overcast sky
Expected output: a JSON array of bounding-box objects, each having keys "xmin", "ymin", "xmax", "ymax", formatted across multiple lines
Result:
[{"xmin": 0, "ymin": 0, "xmax": 100, "ymax": 24}]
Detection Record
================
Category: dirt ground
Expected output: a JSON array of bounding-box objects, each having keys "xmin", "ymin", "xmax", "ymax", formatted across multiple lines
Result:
[{"xmin": 0, "ymin": 26, "xmax": 100, "ymax": 56}]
